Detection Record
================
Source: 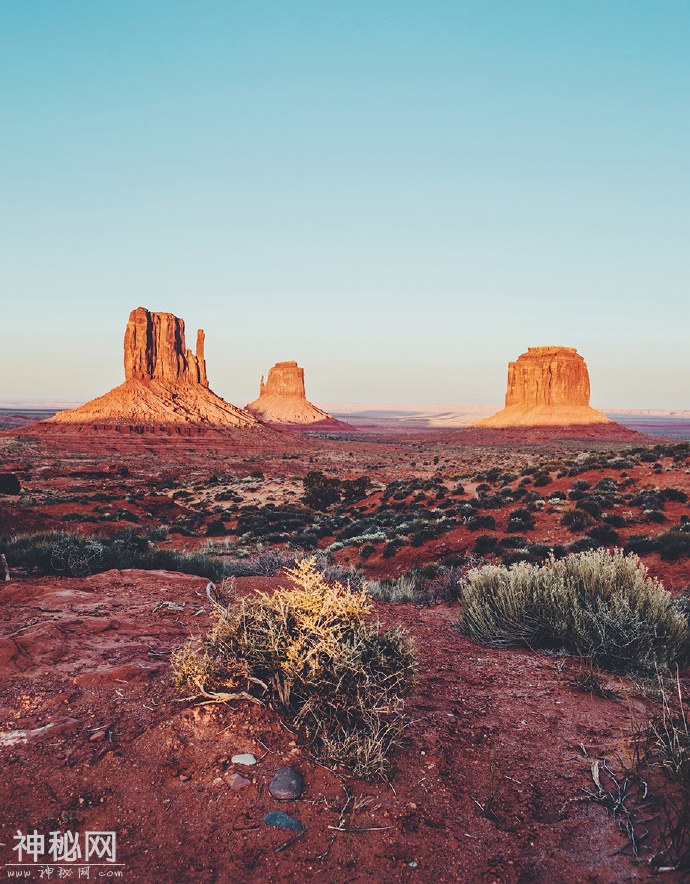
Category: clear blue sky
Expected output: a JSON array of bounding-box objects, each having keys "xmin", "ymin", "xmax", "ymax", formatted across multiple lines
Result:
[{"xmin": 1, "ymin": 1, "xmax": 688, "ymax": 408}]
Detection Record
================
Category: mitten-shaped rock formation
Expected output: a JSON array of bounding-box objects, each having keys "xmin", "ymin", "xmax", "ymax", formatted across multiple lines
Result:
[
  {"xmin": 45, "ymin": 308, "xmax": 260, "ymax": 430},
  {"xmin": 478, "ymin": 347, "xmax": 612, "ymax": 427},
  {"xmin": 124, "ymin": 307, "xmax": 209, "ymax": 386},
  {"xmin": 246, "ymin": 361, "xmax": 343, "ymax": 426}
]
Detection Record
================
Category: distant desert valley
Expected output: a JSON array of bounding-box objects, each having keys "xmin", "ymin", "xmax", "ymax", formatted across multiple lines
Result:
[{"xmin": 1, "ymin": 308, "xmax": 689, "ymax": 882}]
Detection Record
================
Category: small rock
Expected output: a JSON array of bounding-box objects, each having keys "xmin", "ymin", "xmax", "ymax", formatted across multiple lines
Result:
[
  {"xmin": 227, "ymin": 773, "xmax": 251, "ymax": 791},
  {"xmin": 269, "ymin": 766, "xmax": 303, "ymax": 800},
  {"xmin": 263, "ymin": 811, "xmax": 304, "ymax": 831},
  {"xmin": 231, "ymin": 753, "xmax": 257, "ymax": 766},
  {"xmin": 179, "ymin": 774, "xmax": 191, "ymax": 782}
]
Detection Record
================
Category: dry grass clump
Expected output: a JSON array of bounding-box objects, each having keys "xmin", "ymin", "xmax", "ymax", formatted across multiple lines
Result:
[
  {"xmin": 459, "ymin": 549, "xmax": 688, "ymax": 674},
  {"xmin": 173, "ymin": 557, "xmax": 416, "ymax": 778},
  {"xmin": 647, "ymin": 677, "xmax": 690, "ymax": 871}
]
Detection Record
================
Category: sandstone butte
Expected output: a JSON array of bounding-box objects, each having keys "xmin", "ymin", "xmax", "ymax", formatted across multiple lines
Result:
[
  {"xmin": 478, "ymin": 346, "xmax": 614, "ymax": 428},
  {"xmin": 44, "ymin": 307, "xmax": 261, "ymax": 430},
  {"xmin": 245, "ymin": 361, "xmax": 345, "ymax": 427}
]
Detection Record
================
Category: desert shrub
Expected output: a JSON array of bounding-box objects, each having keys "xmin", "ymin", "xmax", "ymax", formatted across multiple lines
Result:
[
  {"xmin": 656, "ymin": 528, "xmax": 690, "ymax": 562},
  {"xmin": 1, "ymin": 531, "xmax": 228, "ymax": 580},
  {"xmin": 567, "ymin": 536, "xmax": 601, "ymax": 554},
  {"xmin": 0, "ymin": 473, "xmax": 21, "ymax": 495},
  {"xmin": 367, "ymin": 572, "xmax": 422, "ymax": 603},
  {"xmin": 500, "ymin": 535, "xmax": 529, "ymax": 549},
  {"xmin": 302, "ymin": 471, "xmax": 341, "ymax": 509},
  {"xmin": 561, "ymin": 509, "xmax": 594, "ymax": 533},
  {"xmin": 173, "ymin": 558, "xmax": 416, "ymax": 778},
  {"xmin": 148, "ymin": 525, "xmax": 170, "ymax": 541},
  {"xmin": 217, "ymin": 547, "xmax": 302, "ymax": 577},
  {"xmin": 205, "ymin": 518, "xmax": 228, "ymax": 536},
  {"xmin": 633, "ymin": 490, "xmax": 666, "ymax": 511},
  {"xmin": 459, "ymin": 549, "xmax": 688, "ymax": 674},
  {"xmin": 382, "ymin": 540, "xmax": 401, "ymax": 558},
  {"xmin": 368, "ymin": 565, "xmax": 464, "ymax": 605},
  {"xmin": 662, "ymin": 487, "xmax": 688, "ymax": 504},
  {"xmin": 576, "ymin": 497, "xmax": 603, "ymax": 519},
  {"xmin": 480, "ymin": 493, "xmax": 509, "ymax": 510},
  {"xmin": 625, "ymin": 526, "xmax": 690, "ymax": 562},
  {"xmin": 475, "ymin": 534, "xmax": 499, "ymax": 554},
  {"xmin": 341, "ymin": 476, "xmax": 371, "ymax": 503},
  {"xmin": 571, "ymin": 479, "xmax": 592, "ymax": 491},
  {"xmin": 586, "ymin": 524, "xmax": 620, "ymax": 546},
  {"xmin": 466, "ymin": 514, "xmax": 496, "ymax": 531},
  {"xmin": 506, "ymin": 508, "xmax": 535, "ymax": 533}
]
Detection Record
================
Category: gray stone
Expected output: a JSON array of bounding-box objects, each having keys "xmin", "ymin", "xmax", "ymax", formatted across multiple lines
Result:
[
  {"xmin": 263, "ymin": 811, "xmax": 304, "ymax": 831},
  {"xmin": 268, "ymin": 766, "xmax": 303, "ymax": 800},
  {"xmin": 231, "ymin": 753, "xmax": 256, "ymax": 766},
  {"xmin": 227, "ymin": 773, "xmax": 252, "ymax": 791}
]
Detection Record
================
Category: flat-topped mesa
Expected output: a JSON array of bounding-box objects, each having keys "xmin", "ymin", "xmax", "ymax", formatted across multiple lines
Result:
[
  {"xmin": 478, "ymin": 346, "xmax": 612, "ymax": 427},
  {"xmin": 247, "ymin": 361, "xmax": 343, "ymax": 426},
  {"xmin": 124, "ymin": 307, "xmax": 208, "ymax": 386},
  {"xmin": 260, "ymin": 361, "xmax": 307, "ymax": 399},
  {"xmin": 43, "ymin": 307, "xmax": 261, "ymax": 430}
]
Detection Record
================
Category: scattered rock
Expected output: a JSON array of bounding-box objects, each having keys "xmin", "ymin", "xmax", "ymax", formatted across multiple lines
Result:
[
  {"xmin": 75, "ymin": 662, "xmax": 162, "ymax": 687},
  {"xmin": 268, "ymin": 766, "xmax": 303, "ymax": 800},
  {"xmin": 263, "ymin": 811, "xmax": 304, "ymax": 831},
  {"xmin": 0, "ymin": 717, "xmax": 81, "ymax": 747},
  {"xmin": 231, "ymin": 753, "xmax": 257, "ymax": 766},
  {"xmin": 226, "ymin": 773, "xmax": 252, "ymax": 791}
]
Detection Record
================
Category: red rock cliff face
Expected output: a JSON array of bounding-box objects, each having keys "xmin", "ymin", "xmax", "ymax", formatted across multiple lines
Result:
[
  {"xmin": 478, "ymin": 346, "xmax": 612, "ymax": 427},
  {"xmin": 259, "ymin": 361, "xmax": 307, "ymax": 398},
  {"xmin": 124, "ymin": 307, "xmax": 208, "ymax": 387},
  {"xmin": 505, "ymin": 347, "xmax": 590, "ymax": 408},
  {"xmin": 43, "ymin": 307, "xmax": 261, "ymax": 430}
]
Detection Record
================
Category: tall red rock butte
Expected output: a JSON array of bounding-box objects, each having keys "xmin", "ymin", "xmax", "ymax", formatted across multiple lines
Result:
[
  {"xmin": 478, "ymin": 346, "xmax": 612, "ymax": 427},
  {"xmin": 45, "ymin": 307, "xmax": 260, "ymax": 430},
  {"xmin": 246, "ymin": 361, "xmax": 344, "ymax": 427}
]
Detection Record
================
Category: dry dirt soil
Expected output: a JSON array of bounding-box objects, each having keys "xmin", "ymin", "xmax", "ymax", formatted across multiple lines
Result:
[{"xmin": 1, "ymin": 426, "xmax": 689, "ymax": 882}]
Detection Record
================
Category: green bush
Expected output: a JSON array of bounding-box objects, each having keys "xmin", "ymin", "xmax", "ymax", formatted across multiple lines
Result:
[
  {"xmin": 173, "ymin": 559, "xmax": 416, "ymax": 778},
  {"xmin": 1, "ymin": 531, "xmax": 228, "ymax": 581},
  {"xmin": 0, "ymin": 473, "xmax": 21, "ymax": 495},
  {"xmin": 302, "ymin": 470, "xmax": 341, "ymax": 509},
  {"xmin": 561, "ymin": 509, "xmax": 594, "ymax": 533},
  {"xmin": 459, "ymin": 549, "xmax": 688, "ymax": 674}
]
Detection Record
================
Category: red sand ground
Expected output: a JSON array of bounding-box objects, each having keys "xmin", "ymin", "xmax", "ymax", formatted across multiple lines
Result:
[
  {"xmin": 0, "ymin": 569, "xmax": 680, "ymax": 883},
  {"xmin": 1, "ymin": 427, "xmax": 689, "ymax": 882}
]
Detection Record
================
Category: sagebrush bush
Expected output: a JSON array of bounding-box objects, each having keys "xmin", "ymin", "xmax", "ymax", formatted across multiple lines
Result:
[
  {"xmin": 173, "ymin": 558, "xmax": 416, "ymax": 778},
  {"xmin": 459, "ymin": 549, "xmax": 689, "ymax": 674},
  {"xmin": 367, "ymin": 565, "xmax": 464, "ymax": 605},
  {"xmin": 1, "ymin": 531, "xmax": 228, "ymax": 580}
]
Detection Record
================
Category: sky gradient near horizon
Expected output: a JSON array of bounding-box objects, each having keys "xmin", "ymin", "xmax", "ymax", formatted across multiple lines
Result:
[{"xmin": 1, "ymin": 1, "xmax": 689, "ymax": 409}]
